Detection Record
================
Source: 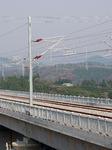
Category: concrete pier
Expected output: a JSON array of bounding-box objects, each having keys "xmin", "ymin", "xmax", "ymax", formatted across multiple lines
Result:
[
  {"xmin": 0, "ymin": 126, "xmax": 23, "ymax": 150},
  {"xmin": 12, "ymin": 137, "xmax": 39, "ymax": 150},
  {"xmin": 0, "ymin": 125, "xmax": 55, "ymax": 150}
]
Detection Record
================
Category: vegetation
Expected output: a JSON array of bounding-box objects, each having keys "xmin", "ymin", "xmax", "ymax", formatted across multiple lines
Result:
[
  {"xmin": 2, "ymin": 61, "xmax": 112, "ymax": 84},
  {"xmin": 31, "ymin": 63, "xmax": 112, "ymax": 84},
  {"xmin": 72, "ymin": 67, "xmax": 112, "ymax": 83},
  {"xmin": 1, "ymin": 56, "xmax": 112, "ymax": 99},
  {"xmin": 54, "ymin": 78, "xmax": 72, "ymax": 85},
  {"xmin": 0, "ymin": 74, "xmax": 112, "ymax": 99}
]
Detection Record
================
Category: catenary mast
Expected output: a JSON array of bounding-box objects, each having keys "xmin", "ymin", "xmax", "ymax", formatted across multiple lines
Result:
[{"xmin": 28, "ymin": 16, "xmax": 33, "ymax": 106}]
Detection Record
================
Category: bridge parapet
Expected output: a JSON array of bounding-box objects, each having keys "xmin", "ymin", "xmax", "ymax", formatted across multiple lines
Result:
[
  {"xmin": 0, "ymin": 89, "xmax": 112, "ymax": 107},
  {"xmin": 0, "ymin": 99, "xmax": 112, "ymax": 137}
]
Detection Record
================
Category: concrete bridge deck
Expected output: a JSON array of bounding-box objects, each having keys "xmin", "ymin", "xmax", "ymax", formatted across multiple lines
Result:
[{"xmin": 0, "ymin": 90, "xmax": 112, "ymax": 150}]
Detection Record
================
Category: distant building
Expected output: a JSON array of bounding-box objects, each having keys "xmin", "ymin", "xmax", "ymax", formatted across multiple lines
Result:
[{"xmin": 62, "ymin": 83, "xmax": 73, "ymax": 86}]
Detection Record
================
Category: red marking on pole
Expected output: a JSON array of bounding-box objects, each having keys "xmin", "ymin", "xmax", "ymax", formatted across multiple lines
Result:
[
  {"xmin": 34, "ymin": 39, "xmax": 42, "ymax": 42},
  {"xmin": 34, "ymin": 55, "xmax": 42, "ymax": 60},
  {"xmin": 24, "ymin": 66, "xmax": 29, "ymax": 69}
]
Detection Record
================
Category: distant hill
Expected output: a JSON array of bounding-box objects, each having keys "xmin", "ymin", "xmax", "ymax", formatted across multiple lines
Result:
[
  {"xmin": 0, "ymin": 57, "xmax": 10, "ymax": 62},
  {"xmin": 1, "ymin": 56, "xmax": 112, "ymax": 84},
  {"xmin": 0, "ymin": 57, "xmax": 22, "ymax": 77},
  {"xmin": 32, "ymin": 63, "xmax": 112, "ymax": 84},
  {"xmin": 86, "ymin": 55, "xmax": 112, "ymax": 66}
]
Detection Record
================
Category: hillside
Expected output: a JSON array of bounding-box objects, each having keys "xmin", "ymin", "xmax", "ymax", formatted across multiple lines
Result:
[
  {"xmin": 1, "ymin": 74, "xmax": 112, "ymax": 99},
  {"xmin": 33, "ymin": 63, "xmax": 112, "ymax": 84},
  {"xmin": 1, "ymin": 56, "xmax": 112, "ymax": 84},
  {"xmin": 86, "ymin": 55, "xmax": 112, "ymax": 66}
]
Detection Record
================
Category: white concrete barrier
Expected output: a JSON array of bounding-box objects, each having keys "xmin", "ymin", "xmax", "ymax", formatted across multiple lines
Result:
[
  {"xmin": 0, "ymin": 99, "xmax": 112, "ymax": 137},
  {"xmin": 0, "ymin": 89, "xmax": 112, "ymax": 107}
]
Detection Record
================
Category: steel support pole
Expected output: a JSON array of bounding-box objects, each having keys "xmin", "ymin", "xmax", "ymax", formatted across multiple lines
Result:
[
  {"xmin": 22, "ymin": 63, "xmax": 24, "ymax": 76},
  {"xmin": 28, "ymin": 16, "xmax": 33, "ymax": 106}
]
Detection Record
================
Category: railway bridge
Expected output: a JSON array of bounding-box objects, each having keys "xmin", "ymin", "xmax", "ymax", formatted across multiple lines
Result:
[{"xmin": 0, "ymin": 90, "xmax": 112, "ymax": 150}]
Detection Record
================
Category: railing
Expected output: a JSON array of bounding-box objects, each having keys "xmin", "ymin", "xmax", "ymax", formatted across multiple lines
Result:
[
  {"xmin": 0, "ymin": 99, "xmax": 112, "ymax": 137},
  {"xmin": 0, "ymin": 89, "xmax": 112, "ymax": 107}
]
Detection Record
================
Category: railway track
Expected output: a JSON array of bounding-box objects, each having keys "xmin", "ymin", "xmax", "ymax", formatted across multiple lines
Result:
[{"xmin": 0, "ymin": 93, "xmax": 112, "ymax": 119}]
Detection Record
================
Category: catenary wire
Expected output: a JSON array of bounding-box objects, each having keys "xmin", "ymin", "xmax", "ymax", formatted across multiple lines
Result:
[{"xmin": 0, "ymin": 23, "xmax": 28, "ymax": 38}]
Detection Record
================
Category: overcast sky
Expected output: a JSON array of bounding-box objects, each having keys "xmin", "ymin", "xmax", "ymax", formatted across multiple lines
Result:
[
  {"xmin": 1, "ymin": 0, "xmax": 112, "ymax": 16},
  {"xmin": 0, "ymin": 0, "xmax": 112, "ymax": 65}
]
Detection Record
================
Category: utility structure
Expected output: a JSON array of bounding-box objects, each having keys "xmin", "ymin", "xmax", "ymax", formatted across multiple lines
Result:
[
  {"xmin": 28, "ymin": 16, "xmax": 70, "ymax": 106},
  {"xmin": 1, "ymin": 60, "xmax": 5, "ymax": 80},
  {"xmin": 101, "ymin": 35, "xmax": 112, "ymax": 57},
  {"xmin": 11, "ymin": 56, "xmax": 25, "ymax": 77},
  {"xmin": 28, "ymin": 16, "xmax": 33, "ymax": 106}
]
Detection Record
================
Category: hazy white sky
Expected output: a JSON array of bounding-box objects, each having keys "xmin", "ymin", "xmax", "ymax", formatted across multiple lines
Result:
[
  {"xmin": 1, "ymin": 0, "xmax": 112, "ymax": 16},
  {"xmin": 0, "ymin": 0, "xmax": 112, "ymax": 65}
]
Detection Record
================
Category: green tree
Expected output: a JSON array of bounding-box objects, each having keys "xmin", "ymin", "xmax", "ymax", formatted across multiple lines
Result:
[
  {"xmin": 33, "ymin": 73, "xmax": 40, "ymax": 81},
  {"xmin": 100, "ymin": 79, "xmax": 106, "ymax": 87},
  {"xmin": 108, "ymin": 91, "xmax": 112, "ymax": 99},
  {"xmin": 54, "ymin": 78, "xmax": 72, "ymax": 85}
]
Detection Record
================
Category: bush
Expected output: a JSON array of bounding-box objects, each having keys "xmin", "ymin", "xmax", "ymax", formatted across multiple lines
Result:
[{"xmin": 108, "ymin": 91, "xmax": 112, "ymax": 99}]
